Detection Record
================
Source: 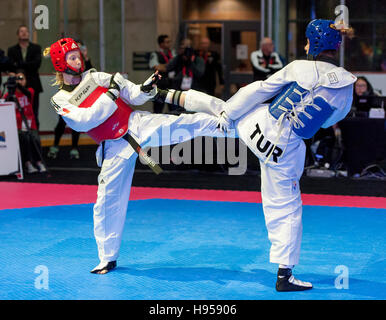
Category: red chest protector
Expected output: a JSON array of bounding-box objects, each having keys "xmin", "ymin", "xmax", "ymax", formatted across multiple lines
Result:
[{"xmin": 78, "ymin": 86, "xmax": 133, "ymax": 144}]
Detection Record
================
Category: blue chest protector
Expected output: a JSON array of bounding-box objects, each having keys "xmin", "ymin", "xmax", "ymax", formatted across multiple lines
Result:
[{"xmin": 268, "ymin": 82, "xmax": 335, "ymax": 139}]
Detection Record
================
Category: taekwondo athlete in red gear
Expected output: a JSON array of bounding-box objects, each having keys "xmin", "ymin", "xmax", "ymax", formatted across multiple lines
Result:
[
  {"xmin": 45, "ymin": 38, "xmax": 229, "ymax": 275},
  {"xmin": 154, "ymin": 20, "xmax": 357, "ymax": 291}
]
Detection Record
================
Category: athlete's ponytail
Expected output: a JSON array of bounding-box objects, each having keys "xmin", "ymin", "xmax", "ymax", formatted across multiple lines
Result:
[
  {"xmin": 332, "ymin": 20, "xmax": 355, "ymax": 39},
  {"xmin": 44, "ymin": 46, "xmax": 63, "ymax": 87},
  {"xmin": 43, "ymin": 47, "xmax": 51, "ymax": 58},
  {"xmin": 338, "ymin": 26, "xmax": 355, "ymax": 39}
]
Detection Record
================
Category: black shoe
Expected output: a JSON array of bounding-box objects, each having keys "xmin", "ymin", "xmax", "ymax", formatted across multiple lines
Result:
[
  {"xmin": 90, "ymin": 261, "xmax": 117, "ymax": 274},
  {"xmin": 276, "ymin": 268, "xmax": 313, "ymax": 292}
]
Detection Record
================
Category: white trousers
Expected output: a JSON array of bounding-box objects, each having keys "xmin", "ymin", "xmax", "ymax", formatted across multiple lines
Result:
[
  {"xmin": 186, "ymin": 89, "xmax": 306, "ymax": 266},
  {"xmin": 259, "ymin": 146, "xmax": 305, "ymax": 266},
  {"xmin": 93, "ymin": 111, "xmax": 225, "ymax": 264}
]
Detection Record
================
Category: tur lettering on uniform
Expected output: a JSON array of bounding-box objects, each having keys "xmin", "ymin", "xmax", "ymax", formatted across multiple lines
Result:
[{"xmin": 250, "ymin": 122, "xmax": 283, "ymax": 163}]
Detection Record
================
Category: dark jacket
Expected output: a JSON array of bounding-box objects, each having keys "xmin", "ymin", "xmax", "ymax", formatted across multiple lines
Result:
[
  {"xmin": 149, "ymin": 50, "xmax": 175, "ymax": 89},
  {"xmin": 7, "ymin": 42, "xmax": 43, "ymax": 93},
  {"xmin": 194, "ymin": 50, "xmax": 224, "ymax": 95},
  {"xmin": 0, "ymin": 48, "xmax": 12, "ymax": 89},
  {"xmin": 166, "ymin": 53, "xmax": 205, "ymax": 91}
]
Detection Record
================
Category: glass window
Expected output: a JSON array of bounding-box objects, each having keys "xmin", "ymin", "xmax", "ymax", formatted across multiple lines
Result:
[
  {"xmin": 287, "ymin": 0, "xmax": 385, "ymax": 71},
  {"xmin": 230, "ymin": 30, "xmax": 257, "ymax": 73},
  {"xmin": 37, "ymin": 0, "xmax": 123, "ymax": 73}
]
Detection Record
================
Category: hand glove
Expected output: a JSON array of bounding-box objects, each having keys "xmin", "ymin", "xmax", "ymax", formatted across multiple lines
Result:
[
  {"xmin": 140, "ymin": 72, "xmax": 161, "ymax": 97},
  {"xmin": 216, "ymin": 111, "xmax": 233, "ymax": 133},
  {"xmin": 107, "ymin": 73, "xmax": 126, "ymax": 100}
]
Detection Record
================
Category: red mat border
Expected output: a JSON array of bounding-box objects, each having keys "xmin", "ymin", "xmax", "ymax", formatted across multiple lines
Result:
[{"xmin": 0, "ymin": 182, "xmax": 385, "ymax": 210}]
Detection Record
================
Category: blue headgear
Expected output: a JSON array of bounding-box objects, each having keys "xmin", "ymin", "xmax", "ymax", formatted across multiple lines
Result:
[{"xmin": 306, "ymin": 19, "xmax": 342, "ymax": 59}]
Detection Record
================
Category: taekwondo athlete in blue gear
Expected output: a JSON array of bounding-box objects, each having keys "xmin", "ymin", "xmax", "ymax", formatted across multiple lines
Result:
[{"xmin": 153, "ymin": 19, "xmax": 357, "ymax": 292}]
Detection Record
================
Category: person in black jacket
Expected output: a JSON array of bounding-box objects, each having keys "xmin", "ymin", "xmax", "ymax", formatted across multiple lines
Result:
[
  {"xmin": 167, "ymin": 39, "xmax": 205, "ymax": 94},
  {"xmin": 195, "ymin": 37, "xmax": 224, "ymax": 96},
  {"xmin": 7, "ymin": 25, "xmax": 43, "ymax": 129},
  {"xmin": 149, "ymin": 35, "xmax": 176, "ymax": 113},
  {"xmin": 0, "ymin": 48, "xmax": 12, "ymax": 92}
]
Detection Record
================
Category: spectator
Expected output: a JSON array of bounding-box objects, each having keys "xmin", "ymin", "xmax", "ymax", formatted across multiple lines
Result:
[
  {"xmin": 167, "ymin": 38, "xmax": 205, "ymax": 96},
  {"xmin": 47, "ymin": 117, "xmax": 81, "ymax": 159},
  {"xmin": 76, "ymin": 39, "xmax": 93, "ymax": 71},
  {"xmin": 354, "ymin": 76, "xmax": 375, "ymax": 97},
  {"xmin": 193, "ymin": 37, "xmax": 226, "ymax": 173},
  {"xmin": 250, "ymin": 37, "xmax": 284, "ymax": 81},
  {"xmin": 351, "ymin": 76, "xmax": 381, "ymax": 114},
  {"xmin": 47, "ymin": 39, "xmax": 94, "ymax": 160},
  {"xmin": 195, "ymin": 37, "xmax": 224, "ymax": 96},
  {"xmin": 7, "ymin": 25, "xmax": 43, "ymax": 129},
  {"xmin": 149, "ymin": 35, "xmax": 176, "ymax": 113},
  {"xmin": 3, "ymin": 70, "xmax": 46, "ymax": 173},
  {"xmin": 0, "ymin": 48, "xmax": 12, "ymax": 92}
]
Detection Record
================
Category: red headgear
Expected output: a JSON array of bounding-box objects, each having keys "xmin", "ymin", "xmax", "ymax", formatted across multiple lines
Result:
[{"xmin": 49, "ymin": 38, "xmax": 85, "ymax": 75}]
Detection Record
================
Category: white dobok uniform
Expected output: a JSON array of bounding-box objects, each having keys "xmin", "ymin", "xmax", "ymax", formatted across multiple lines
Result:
[
  {"xmin": 50, "ymin": 69, "xmax": 224, "ymax": 265},
  {"xmin": 184, "ymin": 59, "xmax": 357, "ymax": 266}
]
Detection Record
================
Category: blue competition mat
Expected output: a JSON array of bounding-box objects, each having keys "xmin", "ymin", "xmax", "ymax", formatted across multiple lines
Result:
[{"xmin": 0, "ymin": 199, "xmax": 385, "ymax": 300}]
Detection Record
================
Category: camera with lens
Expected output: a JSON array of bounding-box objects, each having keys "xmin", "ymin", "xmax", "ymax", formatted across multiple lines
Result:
[
  {"xmin": 183, "ymin": 47, "xmax": 194, "ymax": 59},
  {"xmin": 4, "ymin": 75, "xmax": 23, "ymax": 97}
]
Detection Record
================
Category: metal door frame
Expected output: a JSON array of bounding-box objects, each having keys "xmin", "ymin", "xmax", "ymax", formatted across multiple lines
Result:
[
  {"xmin": 223, "ymin": 21, "xmax": 260, "ymax": 99},
  {"xmin": 180, "ymin": 20, "xmax": 260, "ymax": 99}
]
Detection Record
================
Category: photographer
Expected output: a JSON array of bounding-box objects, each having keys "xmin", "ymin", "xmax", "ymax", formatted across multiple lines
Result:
[
  {"xmin": 7, "ymin": 26, "xmax": 43, "ymax": 129},
  {"xmin": 3, "ymin": 70, "xmax": 46, "ymax": 174},
  {"xmin": 167, "ymin": 39, "xmax": 205, "ymax": 95}
]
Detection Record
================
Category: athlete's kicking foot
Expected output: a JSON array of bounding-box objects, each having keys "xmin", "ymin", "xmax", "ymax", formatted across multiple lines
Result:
[
  {"xmin": 90, "ymin": 261, "xmax": 117, "ymax": 274},
  {"xmin": 276, "ymin": 268, "xmax": 313, "ymax": 292}
]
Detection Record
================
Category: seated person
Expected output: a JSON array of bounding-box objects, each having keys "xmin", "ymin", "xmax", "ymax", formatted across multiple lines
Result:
[
  {"xmin": 3, "ymin": 69, "xmax": 46, "ymax": 173},
  {"xmin": 352, "ymin": 76, "xmax": 383, "ymax": 115}
]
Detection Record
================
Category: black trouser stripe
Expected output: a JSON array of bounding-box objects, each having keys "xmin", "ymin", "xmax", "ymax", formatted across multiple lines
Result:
[{"xmin": 173, "ymin": 90, "xmax": 182, "ymax": 106}]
